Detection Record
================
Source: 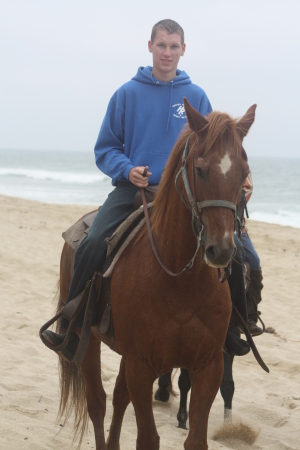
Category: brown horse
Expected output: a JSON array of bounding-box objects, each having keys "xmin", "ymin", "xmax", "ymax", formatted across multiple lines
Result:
[{"xmin": 54, "ymin": 98, "xmax": 255, "ymax": 450}]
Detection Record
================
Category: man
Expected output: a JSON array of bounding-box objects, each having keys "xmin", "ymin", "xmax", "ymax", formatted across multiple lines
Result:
[{"xmin": 41, "ymin": 19, "xmax": 250, "ymax": 361}]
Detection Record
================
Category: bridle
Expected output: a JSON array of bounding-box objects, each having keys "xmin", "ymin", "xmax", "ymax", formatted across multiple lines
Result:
[
  {"xmin": 142, "ymin": 133, "xmax": 237, "ymax": 279},
  {"xmin": 175, "ymin": 133, "xmax": 237, "ymax": 235}
]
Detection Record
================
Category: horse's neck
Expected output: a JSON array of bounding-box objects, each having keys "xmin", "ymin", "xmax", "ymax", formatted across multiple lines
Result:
[{"xmin": 152, "ymin": 188, "xmax": 200, "ymax": 272}]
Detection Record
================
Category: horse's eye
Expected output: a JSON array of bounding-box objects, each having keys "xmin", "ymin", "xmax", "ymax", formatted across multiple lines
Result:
[{"xmin": 196, "ymin": 167, "xmax": 204, "ymax": 179}]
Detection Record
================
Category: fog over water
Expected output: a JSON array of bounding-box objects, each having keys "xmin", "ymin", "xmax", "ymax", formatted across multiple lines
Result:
[{"xmin": 1, "ymin": 1, "xmax": 300, "ymax": 158}]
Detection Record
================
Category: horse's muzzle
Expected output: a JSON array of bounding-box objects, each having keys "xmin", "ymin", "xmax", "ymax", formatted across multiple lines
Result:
[{"xmin": 203, "ymin": 241, "xmax": 236, "ymax": 268}]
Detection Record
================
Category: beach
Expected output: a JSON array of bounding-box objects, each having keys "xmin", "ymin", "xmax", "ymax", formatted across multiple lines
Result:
[{"xmin": 1, "ymin": 193, "xmax": 300, "ymax": 450}]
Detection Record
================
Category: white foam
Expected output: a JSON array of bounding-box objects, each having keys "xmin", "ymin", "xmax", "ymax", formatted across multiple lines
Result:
[
  {"xmin": 0, "ymin": 168, "xmax": 109, "ymax": 184},
  {"xmin": 249, "ymin": 211, "xmax": 300, "ymax": 229}
]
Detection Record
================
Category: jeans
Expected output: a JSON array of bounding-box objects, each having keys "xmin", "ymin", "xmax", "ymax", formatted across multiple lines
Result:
[
  {"xmin": 228, "ymin": 234, "xmax": 247, "ymax": 323},
  {"xmin": 240, "ymin": 231, "xmax": 260, "ymax": 270}
]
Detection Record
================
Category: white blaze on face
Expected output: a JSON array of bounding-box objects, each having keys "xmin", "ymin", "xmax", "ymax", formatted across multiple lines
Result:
[
  {"xmin": 223, "ymin": 231, "xmax": 230, "ymax": 241},
  {"xmin": 219, "ymin": 154, "xmax": 232, "ymax": 176}
]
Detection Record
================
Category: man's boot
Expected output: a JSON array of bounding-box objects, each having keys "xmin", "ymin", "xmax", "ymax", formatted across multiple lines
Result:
[{"xmin": 40, "ymin": 273, "xmax": 99, "ymax": 364}]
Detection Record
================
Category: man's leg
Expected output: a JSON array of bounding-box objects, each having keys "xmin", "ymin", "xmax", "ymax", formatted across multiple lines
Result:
[
  {"xmin": 228, "ymin": 234, "xmax": 247, "ymax": 322},
  {"xmin": 225, "ymin": 234, "xmax": 250, "ymax": 356},
  {"xmin": 42, "ymin": 183, "xmax": 139, "ymax": 358},
  {"xmin": 60, "ymin": 182, "xmax": 139, "ymax": 328},
  {"xmin": 240, "ymin": 232, "xmax": 263, "ymax": 335},
  {"xmin": 240, "ymin": 231, "xmax": 260, "ymax": 271}
]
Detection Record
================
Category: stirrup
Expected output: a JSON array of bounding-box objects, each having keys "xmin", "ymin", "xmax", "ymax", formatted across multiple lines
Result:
[{"xmin": 39, "ymin": 272, "xmax": 101, "ymax": 365}]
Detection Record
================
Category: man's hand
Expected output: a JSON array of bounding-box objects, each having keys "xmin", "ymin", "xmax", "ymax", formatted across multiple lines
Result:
[{"xmin": 129, "ymin": 166, "xmax": 152, "ymax": 188}]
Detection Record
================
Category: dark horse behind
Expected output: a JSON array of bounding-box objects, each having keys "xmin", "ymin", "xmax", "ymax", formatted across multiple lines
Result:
[{"xmin": 50, "ymin": 99, "xmax": 258, "ymax": 450}]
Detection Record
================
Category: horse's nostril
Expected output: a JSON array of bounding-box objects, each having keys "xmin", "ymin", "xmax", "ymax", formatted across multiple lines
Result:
[{"xmin": 206, "ymin": 245, "xmax": 220, "ymax": 261}]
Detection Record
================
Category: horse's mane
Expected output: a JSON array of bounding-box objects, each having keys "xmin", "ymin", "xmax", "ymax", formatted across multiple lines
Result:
[{"xmin": 151, "ymin": 111, "xmax": 242, "ymax": 232}]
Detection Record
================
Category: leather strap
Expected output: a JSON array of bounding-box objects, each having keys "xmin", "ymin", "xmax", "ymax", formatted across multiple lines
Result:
[{"xmin": 197, "ymin": 200, "xmax": 236, "ymax": 214}]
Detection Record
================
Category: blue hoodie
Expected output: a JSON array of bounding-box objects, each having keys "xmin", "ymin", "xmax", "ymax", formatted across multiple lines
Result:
[{"xmin": 94, "ymin": 66, "xmax": 212, "ymax": 185}]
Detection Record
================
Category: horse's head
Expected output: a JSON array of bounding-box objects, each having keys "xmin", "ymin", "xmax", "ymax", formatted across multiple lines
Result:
[{"xmin": 183, "ymin": 98, "xmax": 255, "ymax": 268}]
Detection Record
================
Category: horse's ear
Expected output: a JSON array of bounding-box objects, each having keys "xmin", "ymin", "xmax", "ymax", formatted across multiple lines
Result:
[
  {"xmin": 237, "ymin": 104, "xmax": 257, "ymax": 139},
  {"xmin": 183, "ymin": 98, "xmax": 208, "ymax": 135}
]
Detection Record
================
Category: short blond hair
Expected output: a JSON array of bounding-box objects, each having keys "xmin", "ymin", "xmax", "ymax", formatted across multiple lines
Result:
[{"xmin": 151, "ymin": 19, "xmax": 185, "ymax": 46}]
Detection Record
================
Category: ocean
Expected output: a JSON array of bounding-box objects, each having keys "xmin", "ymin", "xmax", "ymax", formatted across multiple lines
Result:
[{"xmin": 1, "ymin": 148, "xmax": 300, "ymax": 228}]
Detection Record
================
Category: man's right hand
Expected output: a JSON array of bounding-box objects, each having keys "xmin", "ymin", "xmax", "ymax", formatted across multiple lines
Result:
[{"xmin": 129, "ymin": 166, "xmax": 152, "ymax": 188}]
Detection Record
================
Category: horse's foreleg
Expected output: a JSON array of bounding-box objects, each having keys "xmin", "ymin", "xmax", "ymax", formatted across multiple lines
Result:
[
  {"xmin": 184, "ymin": 354, "xmax": 224, "ymax": 450},
  {"xmin": 220, "ymin": 352, "xmax": 235, "ymax": 422},
  {"xmin": 81, "ymin": 335, "xmax": 106, "ymax": 450},
  {"xmin": 125, "ymin": 357, "xmax": 159, "ymax": 450},
  {"xmin": 177, "ymin": 368, "xmax": 191, "ymax": 429},
  {"xmin": 106, "ymin": 357, "xmax": 130, "ymax": 450}
]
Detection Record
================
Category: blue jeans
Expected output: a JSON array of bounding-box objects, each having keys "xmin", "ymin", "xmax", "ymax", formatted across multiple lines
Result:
[
  {"xmin": 228, "ymin": 234, "xmax": 247, "ymax": 323},
  {"xmin": 240, "ymin": 232, "xmax": 260, "ymax": 270}
]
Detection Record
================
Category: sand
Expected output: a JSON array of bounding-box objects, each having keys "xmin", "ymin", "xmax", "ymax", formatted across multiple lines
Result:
[{"xmin": 0, "ymin": 193, "xmax": 300, "ymax": 450}]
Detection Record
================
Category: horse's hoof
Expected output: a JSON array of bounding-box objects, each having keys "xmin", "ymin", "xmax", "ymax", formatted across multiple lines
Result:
[
  {"xmin": 177, "ymin": 408, "xmax": 188, "ymax": 429},
  {"xmin": 224, "ymin": 407, "xmax": 232, "ymax": 422},
  {"xmin": 154, "ymin": 387, "xmax": 170, "ymax": 402}
]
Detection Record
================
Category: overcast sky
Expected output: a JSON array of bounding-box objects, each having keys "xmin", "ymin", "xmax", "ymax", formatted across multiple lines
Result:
[{"xmin": 1, "ymin": 0, "xmax": 299, "ymax": 158}]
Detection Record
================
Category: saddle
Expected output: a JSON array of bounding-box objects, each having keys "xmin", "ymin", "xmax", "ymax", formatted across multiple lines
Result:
[{"xmin": 40, "ymin": 186, "xmax": 158, "ymax": 365}]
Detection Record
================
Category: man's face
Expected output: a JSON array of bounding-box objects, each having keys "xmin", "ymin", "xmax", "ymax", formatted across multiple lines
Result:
[{"xmin": 148, "ymin": 31, "xmax": 186, "ymax": 82}]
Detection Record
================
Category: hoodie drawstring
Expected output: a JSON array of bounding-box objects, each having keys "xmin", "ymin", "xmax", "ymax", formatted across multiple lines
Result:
[{"xmin": 165, "ymin": 81, "xmax": 173, "ymax": 138}]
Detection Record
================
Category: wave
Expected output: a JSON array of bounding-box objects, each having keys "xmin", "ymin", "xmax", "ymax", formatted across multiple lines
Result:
[
  {"xmin": 0, "ymin": 168, "xmax": 110, "ymax": 184},
  {"xmin": 249, "ymin": 210, "xmax": 300, "ymax": 228}
]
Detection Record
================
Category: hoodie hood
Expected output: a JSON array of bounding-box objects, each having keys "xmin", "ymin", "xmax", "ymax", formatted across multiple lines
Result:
[
  {"xmin": 132, "ymin": 66, "xmax": 192, "ymax": 136},
  {"xmin": 132, "ymin": 66, "xmax": 192, "ymax": 87}
]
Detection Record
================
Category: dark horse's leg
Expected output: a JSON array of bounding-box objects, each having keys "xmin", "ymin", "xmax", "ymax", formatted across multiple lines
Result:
[
  {"xmin": 220, "ymin": 351, "xmax": 235, "ymax": 421},
  {"xmin": 157, "ymin": 357, "xmax": 236, "ymax": 427},
  {"xmin": 154, "ymin": 371, "xmax": 172, "ymax": 402},
  {"xmin": 177, "ymin": 368, "xmax": 191, "ymax": 430},
  {"xmin": 155, "ymin": 369, "xmax": 191, "ymax": 429}
]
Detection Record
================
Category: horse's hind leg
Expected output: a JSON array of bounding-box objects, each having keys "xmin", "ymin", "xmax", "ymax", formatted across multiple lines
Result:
[
  {"xmin": 106, "ymin": 357, "xmax": 130, "ymax": 450},
  {"xmin": 177, "ymin": 368, "xmax": 191, "ymax": 430},
  {"xmin": 220, "ymin": 352, "xmax": 235, "ymax": 421},
  {"xmin": 125, "ymin": 357, "xmax": 159, "ymax": 450},
  {"xmin": 81, "ymin": 334, "xmax": 106, "ymax": 450},
  {"xmin": 154, "ymin": 371, "xmax": 172, "ymax": 402}
]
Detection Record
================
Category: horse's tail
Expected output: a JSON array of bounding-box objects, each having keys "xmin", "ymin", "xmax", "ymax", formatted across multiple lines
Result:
[{"xmin": 54, "ymin": 286, "xmax": 89, "ymax": 448}]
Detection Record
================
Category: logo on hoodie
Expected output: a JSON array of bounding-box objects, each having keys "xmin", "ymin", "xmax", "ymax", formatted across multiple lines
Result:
[{"xmin": 172, "ymin": 103, "xmax": 186, "ymax": 119}]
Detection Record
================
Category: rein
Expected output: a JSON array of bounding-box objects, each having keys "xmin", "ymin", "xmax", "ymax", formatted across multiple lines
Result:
[
  {"xmin": 141, "ymin": 133, "xmax": 237, "ymax": 278},
  {"xmin": 141, "ymin": 188, "xmax": 203, "ymax": 277}
]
